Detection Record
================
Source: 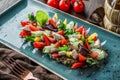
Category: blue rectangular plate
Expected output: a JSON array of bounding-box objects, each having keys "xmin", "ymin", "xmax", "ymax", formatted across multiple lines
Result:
[{"xmin": 0, "ymin": 0, "xmax": 120, "ymax": 80}]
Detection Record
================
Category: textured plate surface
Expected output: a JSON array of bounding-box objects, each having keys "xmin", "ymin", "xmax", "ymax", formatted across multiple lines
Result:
[
  {"xmin": 0, "ymin": 0, "xmax": 21, "ymax": 15},
  {"xmin": 0, "ymin": 0, "xmax": 120, "ymax": 80}
]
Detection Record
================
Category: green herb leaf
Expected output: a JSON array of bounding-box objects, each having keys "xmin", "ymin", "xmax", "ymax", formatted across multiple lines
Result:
[
  {"xmin": 57, "ymin": 45, "xmax": 70, "ymax": 51},
  {"xmin": 65, "ymin": 29, "xmax": 74, "ymax": 36},
  {"xmin": 28, "ymin": 13, "xmax": 36, "ymax": 22},
  {"xmin": 57, "ymin": 20, "xmax": 66, "ymax": 30},
  {"xmin": 25, "ymin": 36, "xmax": 35, "ymax": 42},
  {"xmin": 86, "ymin": 58, "xmax": 97, "ymax": 65},
  {"xmin": 81, "ymin": 35, "xmax": 85, "ymax": 41},
  {"xmin": 36, "ymin": 10, "xmax": 49, "ymax": 26}
]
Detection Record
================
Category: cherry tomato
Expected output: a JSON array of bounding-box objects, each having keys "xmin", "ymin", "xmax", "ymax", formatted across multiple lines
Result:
[
  {"xmin": 29, "ymin": 25, "xmax": 39, "ymax": 31},
  {"xmin": 71, "ymin": 62, "xmax": 84, "ymax": 69},
  {"xmin": 52, "ymin": 53, "xmax": 59, "ymax": 58},
  {"xmin": 73, "ymin": 0, "xmax": 84, "ymax": 13},
  {"xmin": 19, "ymin": 30, "xmax": 31, "ymax": 37},
  {"xmin": 47, "ymin": 0, "xmax": 59, "ymax": 8},
  {"xmin": 59, "ymin": 0, "xmax": 70, "ymax": 11},
  {"xmin": 71, "ymin": 0, "xmax": 76, "ymax": 4},
  {"xmin": 33, "ymin": 42, "xmax": 45, "ymax": 49},
  {"xmin": 21, "ymin": 21, "xmax": 30, "ymax": 27}
]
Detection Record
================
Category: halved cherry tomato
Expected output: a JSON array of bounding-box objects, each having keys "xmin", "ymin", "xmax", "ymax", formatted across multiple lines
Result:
[
  {"xmin": 75, "ymin": 26, "xmax": 85, "ymax": 34},
  {"xmin": 33, "ymin": 42, "xmax": 45, "ymax": 49},
  {"xmin": 21, "ymin": 21, "xmax": 30, "ymax": 27},
  {"xmin": 49, "ymin": 19, "xmax": 57, "ymax": 28},
  {"xmin": 73, "ymin": 0, "xmax": 84, "ymax": 13},
  {"xmin": 48, "ymin": 37, "xmax": 56, "ymax": 43},
  {"xmin": 29, "ymin": 25, "xmax": 39, "ymax": 31},
  {"xmin": 78, "ymin": 54, "xmax": 86, "ymax": 62},
  {"xmin": 44, "ymin": 34, "xmax": 50, "ymax": 46},
  {"xmin": 57, "ymin": 30, "xmax": 64, "ymax": 35},
  {"xmin": 54, "ymin": 42, "xmax": 60, "ymax": 48},
  {"xmin": 85, "ymin": 40, "xmax": 90, "ymax": 49},
  {"xmin": 47, "ymin": 0, "xmax": 59, "ymax": 8},
  {"xmin": 89, "ymin": 52, "xmax": 99, "ymax": 58},
  {"xmin": 52, "ymin": 53, "xmax": 59, "ymax": 58},
  {"xmin": 61, "ymin": 38, "xmax": 67, "ymax": 46},
  {"xmin": 59, "ymin": 0, "xmax": 70, "ymax": 11},
  {"xmin": 71, "ymin": 62, "xmax": 84, "ymax": 69},
  {"xmin": 93, "ymin": 36, "xmax": 97, "ymax": 41},
  {"xmin": 19, "ymin": 30, "xmax": 31, "ymax": 37}
]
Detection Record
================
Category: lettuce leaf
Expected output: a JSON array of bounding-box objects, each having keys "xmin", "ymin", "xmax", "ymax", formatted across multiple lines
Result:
[{"xmin": 36, "ymin": 10, "xmax": 49, "ymax": 26}]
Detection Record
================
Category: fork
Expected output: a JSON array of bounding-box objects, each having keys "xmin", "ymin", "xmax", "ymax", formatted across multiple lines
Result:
[{"xmin": 3, "ymin": 57, "xmax": 40, "ymax": 80}]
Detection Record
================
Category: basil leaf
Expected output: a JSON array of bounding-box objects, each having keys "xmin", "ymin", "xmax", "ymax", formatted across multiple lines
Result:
[{"xmin": 28, "ymin": 13, "xmax": 36, "ymax": 22}]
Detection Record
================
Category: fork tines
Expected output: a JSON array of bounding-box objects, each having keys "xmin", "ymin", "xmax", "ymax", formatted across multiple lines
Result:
[{"xmin": 3, "ymin": 57, "xmax": 27, "ymax": 78}]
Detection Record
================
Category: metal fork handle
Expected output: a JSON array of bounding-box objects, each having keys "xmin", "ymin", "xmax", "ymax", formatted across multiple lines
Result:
[{"xmin": 26, "ymin": 76, "xmax": 40, "ymax": 80}]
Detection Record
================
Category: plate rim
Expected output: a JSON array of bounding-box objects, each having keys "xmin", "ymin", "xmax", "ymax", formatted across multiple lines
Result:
[{"xmin": 0, "ymin": 0, "xmax": 21, "ymax": 15}]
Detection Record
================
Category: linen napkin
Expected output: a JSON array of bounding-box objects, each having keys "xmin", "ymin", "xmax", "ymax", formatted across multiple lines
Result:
[{"xmin": 0, "ymin": 48, "xmax": 63, "ymax": 80}]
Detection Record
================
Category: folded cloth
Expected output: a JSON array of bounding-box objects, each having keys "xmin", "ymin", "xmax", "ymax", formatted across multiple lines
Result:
[{"xmin": 0, "ymin": 48, "xmax": 63, "ymax": 80}]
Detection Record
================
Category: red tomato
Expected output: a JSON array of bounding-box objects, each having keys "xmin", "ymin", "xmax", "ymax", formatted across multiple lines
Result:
[
  {"xmin": 52, "ymin": 53, "xmax": 59, "ymax": 58},
  {"xmin": 60, "ymin": 38, "xmax": 67, "ymax": 46},
  {"xmin": 44, "ymin": 34, "xmax": 50, "ymax": 46},
  {"xmin": 47, "ymin": 0, "xmax": 59, "ymax": 8},
  {"xmin": 75, "ymin": 26, "xmax": 85, "ymax": 34},
  {"xmin": 71, "ymin": 62, "xmax": 84, "ymax": 69},
  {"xmin": 33, "ymin": 42, "xmax": 45, "ymax": 49},
  {"xmin": 57, "ymin": 30, "xmax": 64, "ymax": 35},
  {"xmin": 59, "ymin": 0, "xmax": 70, "ymax": 11},
  {"xmin": 89, "ymin": 52, "xmax": 99, "ymax": 58},
  {"xmin": 78, "ymin": 54, "xmax": 86, "ymax": 62},
  {"xmin": 49, "ymin": 19, "xmax": 57, "ymax": 28},
  {"xmin": 71, "ymin": 0, "xmax": 76, "ymax": 4},
  {"xmin": 29, "ymin": 25, "xmax": 39, "ymax": 31},
  {"xmin": 21, "ymin": 21, "xmax": 30, "ymax": 27},
  {"xmin": 54, "ymin": 42, "xmax": 60, "ymax": 48},
  {"xmin": 19, "ymin": 30, "xmax": 31, "ymax": 37},
  {"xmin": 73, "ymin": 0, "xmax": 84, "ymax": 13}
]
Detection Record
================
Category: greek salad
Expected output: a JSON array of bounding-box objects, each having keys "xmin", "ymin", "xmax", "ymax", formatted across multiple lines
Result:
[{"xmin": 19, "ymin": 10, "xmax": 108, "ymax": 69}]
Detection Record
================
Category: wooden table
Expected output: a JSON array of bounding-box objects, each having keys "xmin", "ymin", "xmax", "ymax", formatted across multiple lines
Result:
[{"xmin": 39, "ymin": 0, "xmax": 105, "ymax": 20}]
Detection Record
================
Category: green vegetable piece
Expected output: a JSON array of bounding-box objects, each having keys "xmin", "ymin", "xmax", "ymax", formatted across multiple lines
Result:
[
  {"xmin": 88, "ymin": 40, "xmax": 94, "ymax": 44},
  {"xmin": 36, "ymin": 10, "xmax": 49, "ymax": 26},
  {"xmin": 28, "ymin": 13, "xmax": 36, "ymax": 22},
  {"xmin": 81, "ymin": 35, "xmax": 85, "ymax": 41},
  {"xmin": 65, "ymin": 29, "xmax": 74, "ymax": 36},
  {"xmin": 57, "ymin": 20, "xmax": 66, "ymax": 30},
  {"xmin": 57, "ymin": 45, "xmax": 70, "ymax": 51},
  {"xmin": 25, "ymin": 36, "xmax": 35, "ymax": 42},
  {"xmin": 86, "ymin": 58, "xmax": 97, "ymax": 65}
]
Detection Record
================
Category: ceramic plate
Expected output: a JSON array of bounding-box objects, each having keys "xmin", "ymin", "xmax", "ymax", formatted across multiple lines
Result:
[{"xmin": 0, "ymin": 0, "xmax": 120, "ymax": 80}]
